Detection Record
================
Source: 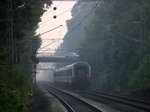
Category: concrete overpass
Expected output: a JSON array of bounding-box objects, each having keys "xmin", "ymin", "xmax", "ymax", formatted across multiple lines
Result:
[{"xmin": 37, "ymin": 56, "xmax": 80, "ymax": 63}]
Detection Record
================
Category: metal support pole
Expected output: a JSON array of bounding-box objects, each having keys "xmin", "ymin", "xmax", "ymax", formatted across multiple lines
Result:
[{"xmin": 6, "ymin": 0, "xmax": 14, "ymax": 89}]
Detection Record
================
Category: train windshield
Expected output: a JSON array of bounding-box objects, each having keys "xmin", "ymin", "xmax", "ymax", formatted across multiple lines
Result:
[{"xmin": 74, "ymin": 66, "xmax": 88, "ymax": 78}]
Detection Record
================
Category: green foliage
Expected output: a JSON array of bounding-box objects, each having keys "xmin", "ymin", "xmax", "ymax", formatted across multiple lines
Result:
[
  {"xmin": 0, "ymin": 0, "xmax": 52, "ymax": 111},
  {"xmin": 13, "ymin": 65, "xmax": 30, "ymax": 96},
  {"xmin": 13, "ymin": 65, "xmax": 31, "ymax": 111},
  {"xmin": 0, "ymin": 82, "xmax": 23, "ymax": 112},
  {"xmin": 78, "ymin": 0, "xmax": 150, "ymax": 92},
  {"xmin": 32, "ymin": 35, "xmax": 42, "ymax": 54},
  {"xmin": 129, "ymin": 55, "xmax": 150, "ymax": 89},
  {"xmin": 90, "ymin": 72, "xmax": 111, "ymax": 90}
]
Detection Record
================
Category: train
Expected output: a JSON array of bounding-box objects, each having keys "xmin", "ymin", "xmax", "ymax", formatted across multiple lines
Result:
[{"xmin": 54, "ymin": 62, "xmax": 91, "ymax": 89}]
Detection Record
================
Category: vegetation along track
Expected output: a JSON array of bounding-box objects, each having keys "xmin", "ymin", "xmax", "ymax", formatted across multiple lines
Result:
[
  {"xmin": 42, "ymin": 84, "xmax": 102, "ymax": 112},
  {"xmin": 81, "ymin": 90, "xmax": 150, "ymax": 112}
]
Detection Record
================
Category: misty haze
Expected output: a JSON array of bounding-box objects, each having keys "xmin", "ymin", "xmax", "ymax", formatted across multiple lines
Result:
[{"xmin": 1, "ymin": 0, "xmax": 150, "ymax": 112}]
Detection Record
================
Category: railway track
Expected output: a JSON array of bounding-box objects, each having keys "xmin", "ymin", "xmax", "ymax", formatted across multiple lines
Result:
[
  {"xmin": 42, "ymin": 84, "xmax": 102, "ymax": 112},
  {"xmin": 80, "ymin": 90, "xmax": 150, "ymax": 112}
]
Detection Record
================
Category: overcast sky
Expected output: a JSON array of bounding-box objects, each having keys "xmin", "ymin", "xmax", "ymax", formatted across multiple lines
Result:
[{"xmin": 36, "ymin": 1, "xmax": 76, "ymax": 56}]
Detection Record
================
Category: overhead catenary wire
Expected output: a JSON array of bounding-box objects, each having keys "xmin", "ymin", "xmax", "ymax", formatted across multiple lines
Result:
[
  {"xmin": 18, "ymin": 25, "xmax": 63, "ymax": 44},
  {"xmin": 40, "ymin": 25, "xmax": 63, "ymax": 36},
  {"xmin": 38, "ymin": 40, "xmax": 61, "ymax": 54},
  {"xmin": 69, "ymin": 2, "xmax": 88, "ymax": 27},
  {"xmin": 67, "ymin": 1, "xmax": 137, "ymax": 43},
  {"xmin": 38, "ymin": 1, "xmax": 100, "ymax": 54},
  {"xmin": 39, "ymin": 7, "xmax": 74, "ymax": 25},
  {"xmin": 66, "ymin": 2, "xmax": 97, "ymax": 36},
  {"xmin": 38, "ymin": 41, "xmax": 56, "ymax": 50},
  {"xmin": 38, "ymin": 47, "xmax": 55, "ymax": 54},
  {"xmin": 39, "ymin": 2, "xmax": 82, "ymax": 26},
  {"xmin": 35, "ymin": 25, "xmax": 63, "ymax": 50},
  {"xmin": 55, "ymin": 1, "xmax": 62, "ymax": 7},
  {"xmin": 70, "ymin": 2, "xmax": 94, "ymax": 29},
  {"xmin": 94, "ymin": 2, "xmax": 140, "ymax": 43}
]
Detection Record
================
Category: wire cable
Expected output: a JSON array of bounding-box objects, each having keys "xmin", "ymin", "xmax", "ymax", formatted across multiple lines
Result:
[
  {"xmin": 37, "ymin": 25, "xmax": 63, "ymax": 36},
  {"xmin": 38, "ymin": 41, "xmax": 56, "ymax": 50},
  {"xmin": 39, "ymin": 2, "xmax": 82, "ymax": 26},
  {"xmin": 70, "ymin": 2, "xmax": 88, "ymax": 28},
  {"xmin": 38, "ymin": 41, "xmax": 60, "ymax": 54},
  {"xmin": 66, "ymin": 2, "xmax": 97, "ymax": 36}
]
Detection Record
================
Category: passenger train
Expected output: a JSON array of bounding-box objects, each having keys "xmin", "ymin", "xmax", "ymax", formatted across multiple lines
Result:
[{"xmin": 54, "ymin": 62, "xmax": 91, "ymax": 89}]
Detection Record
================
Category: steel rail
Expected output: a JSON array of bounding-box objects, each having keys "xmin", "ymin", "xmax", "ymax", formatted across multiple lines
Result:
[
  {"xmin": 44, "ymin": 84, "xmax": 102, "ymax": 112},
  {"xmin": 43, "ymin": 86, "xmax": 75, "ymax": 112},
  {"xmin": 83, "ymin": 90, "xmax": 150, "ymax": 112},
  {"xmin": 89, "ymin": 90, "xmax": 150, "ymax": 105}
]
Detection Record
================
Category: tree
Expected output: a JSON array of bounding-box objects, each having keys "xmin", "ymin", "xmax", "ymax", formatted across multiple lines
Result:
[
  {"xmin": 0, "ymin": 0, "xmax": 52, "ymax": 111},
  {"xmin": 78, "ymin": 0, "xmax": 150, "ymax": 92}
]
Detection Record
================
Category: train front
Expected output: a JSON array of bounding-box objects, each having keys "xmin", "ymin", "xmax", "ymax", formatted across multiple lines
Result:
[{"xmin": 72, "ymin": 62, "xmax": 91, "ymax": 89}]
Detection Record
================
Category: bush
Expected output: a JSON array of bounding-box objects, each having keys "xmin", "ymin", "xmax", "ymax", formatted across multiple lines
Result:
[
  {"xmin": 129, "ymin": 55, "xmax": 150, "ymax": 90},
  {"xmin": 0, "ymin": 82, "xmax": 23, "ymax": 112}
]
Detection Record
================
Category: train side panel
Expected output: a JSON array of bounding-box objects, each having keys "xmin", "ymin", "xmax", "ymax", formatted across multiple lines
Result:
[{"xmin": 54, "ymin": 62, "xmax": 91, "ymax": 89}]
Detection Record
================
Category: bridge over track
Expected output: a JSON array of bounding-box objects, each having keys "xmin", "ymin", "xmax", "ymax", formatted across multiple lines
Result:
[
  {"xmin": 37, "ymin": 56, "xmax": 80, "ymax": 62},
  {"xmin": 36, "ymin": 53, "xmax": 81, "ymax": 63}
]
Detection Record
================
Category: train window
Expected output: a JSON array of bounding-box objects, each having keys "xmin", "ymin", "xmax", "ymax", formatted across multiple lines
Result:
[{"xmin": 75, "ymin": 67, "xmax": 88, "ymax": 78}]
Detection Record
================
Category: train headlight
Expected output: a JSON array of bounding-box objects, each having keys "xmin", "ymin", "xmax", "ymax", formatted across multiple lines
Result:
[
  {"xmin": 86, "ymin": 74, "xmax": 91, "ymax": 78},
  {"xmin": 74, "ymin": 74, "xmax": 77, "ymax": 78}
]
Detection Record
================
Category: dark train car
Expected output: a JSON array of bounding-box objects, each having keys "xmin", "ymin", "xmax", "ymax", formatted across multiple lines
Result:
[{"xmin": 54, "ymin": 62, "xmax": 91, "ymax": 89}]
